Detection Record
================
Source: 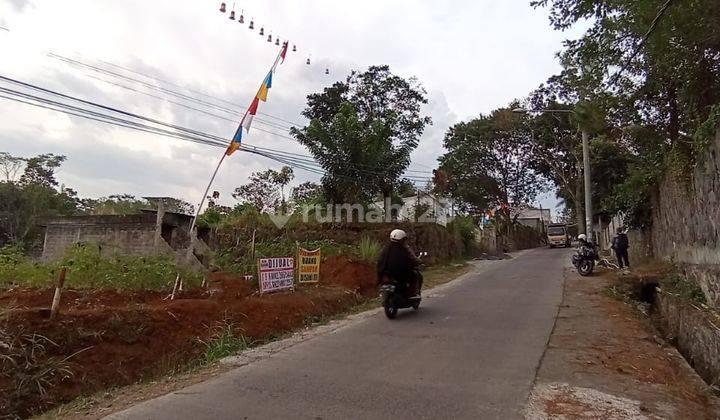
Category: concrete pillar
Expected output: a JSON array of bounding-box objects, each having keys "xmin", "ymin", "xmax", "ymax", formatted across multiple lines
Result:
[{"xmin": 154, "ymin": 200, "xmax": 165, "ymax": 250}]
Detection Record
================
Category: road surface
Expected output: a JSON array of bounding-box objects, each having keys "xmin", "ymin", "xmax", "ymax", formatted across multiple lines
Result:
[{"xmin": 108, "ymin": 248, "xmax": 566, "ymax": 420}]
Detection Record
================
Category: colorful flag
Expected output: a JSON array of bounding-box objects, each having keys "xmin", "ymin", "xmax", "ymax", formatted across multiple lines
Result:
[
  {"xmin": 257, "ymin": 73, "xmax": 271, "ymax": 101},
  {"xmin": 280, "ymin": 43, "xmax": 288, "ymax": 64},
  {"xmin": 226, "ymin": 126, "xmax": 242, "ymax": 156},
  {"xmin": 248, "ymin": 97, "xmax": 259, "ymax": 115},
  {"xmin": 242, "ymin": 113, "xmax": 254, "ymax": 132},
  {"xmin": 225, "ymin": 44, "xmax": 286, "ymax": 158}
]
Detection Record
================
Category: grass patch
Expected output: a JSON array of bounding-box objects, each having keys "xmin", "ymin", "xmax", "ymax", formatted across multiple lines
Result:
[
  {"xmin": 660, "ymin": 273, "xmax": 706, "ymax": 304},
  {"xmin": 356, "ymin": 236, "xmax": 381, "ymax": 263},
  {"xmin": 0, "ymin": 327, "xmax": 75, "ymax": 417},
  {"xmin": 0, "ymin": 243, "xmax": 201, "ymax": 292},
  {"xmin": 191, "ymin": 321, "xmax": 252, "ymax": 369}
]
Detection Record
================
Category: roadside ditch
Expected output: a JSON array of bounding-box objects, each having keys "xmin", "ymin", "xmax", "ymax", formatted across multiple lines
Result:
[{"xmin": 604, "ymin": 263, "xmax": 720, "ymax": 395}]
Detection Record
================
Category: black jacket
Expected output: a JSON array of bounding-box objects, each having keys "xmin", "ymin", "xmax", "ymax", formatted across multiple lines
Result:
[
  {"xmin": 376, "ymin": 241, "xmax": 420, "ymax": 284},
  {"xmin": 612, "ymin": 233, "xmax": 629, "ymax": 251}
]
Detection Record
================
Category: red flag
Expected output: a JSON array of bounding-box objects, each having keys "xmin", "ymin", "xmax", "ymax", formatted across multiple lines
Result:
[
  {"xmin": 248, "ymin": 97, "xmax": 259, "ymax": 115},
  {"xmin": 280, "ymin": 42, "xmax": 288, "ymax": 63}
]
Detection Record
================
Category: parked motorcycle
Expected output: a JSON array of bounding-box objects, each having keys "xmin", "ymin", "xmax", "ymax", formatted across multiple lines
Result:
[
  {"xmin": 572, "ymin": 243, "xmax": 597, "ymax": 276},
  {"xmin": 380, "ymin": 252, "xmax": 427, "ymax": 319}
]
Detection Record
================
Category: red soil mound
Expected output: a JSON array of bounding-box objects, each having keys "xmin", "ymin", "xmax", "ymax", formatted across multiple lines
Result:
[
  {"xmin": 320, "ymin": 255, "xmax": 377, "ymax": 297},
  {"xmin": 0, "ymin": 272, "xmax": 362, "ymax": 418}
]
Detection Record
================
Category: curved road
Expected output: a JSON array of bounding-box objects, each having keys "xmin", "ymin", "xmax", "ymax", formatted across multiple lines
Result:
[{"xmin": 109, "ymin": 248, "xmax": 566, "ymax": 420}]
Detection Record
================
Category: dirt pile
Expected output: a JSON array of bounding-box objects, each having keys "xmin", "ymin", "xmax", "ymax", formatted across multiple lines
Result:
[
  {"xmin": 0, "ymin": 273, "xmax": 364, "ymax": 418},
  {"xmin": 320, "ymin": 255, "xmax": 376, "ymax": 297}
]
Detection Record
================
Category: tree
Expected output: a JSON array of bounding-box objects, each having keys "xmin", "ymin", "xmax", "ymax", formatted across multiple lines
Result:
[
  {"xmin": 438, "ymin": 108, "xmax": 548, "ymax": 214},
  {"xmin": 19, "ymin": 154, "xmax": 66, "ymax": 187},
  {"xmin": 272, "ymin": 166, "xmax": 294, "ymax": 213},
  {"xmin": 82, "ymin": 194, "xmax": 147, "ymax": 215},
  {"xmin": 291, "ymin": 182, "xmax": 323, "ymax": 206},
  {"xmin": 232, "ymin": 166, "xmax": 294, "ymax": 213},
  {"xmin": 531, "ymin": 0, "xmax": 720, "ymax": 227},
  {"xmin": 292, "ymin": 65, "xmax": 431, "ymax": 212},
  {"xmin": 0, "ymin": 152, "xmax": 25, "ymax": 182},
  {"xmin": 0, "ymin": 154, "xmax": 78, "ymax": 247}
]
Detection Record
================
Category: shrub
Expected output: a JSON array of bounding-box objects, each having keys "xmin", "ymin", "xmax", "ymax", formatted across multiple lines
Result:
[
  {"xmin": 194, "ymin": 321, "xmax": 252, "ymax": 367},
  {"xmin": 447, "ymin": 216, "xmax": 478, "ymax": 255},
  {"xmin": 356, "ymin": 237, "xmax": 381, "ymax": 263},
  {"xmin": 661, "ymin": 273, "xmax": 706, "ymax": 304},
  {"xmin": 0, "ymin": 243, "xmax": 201, "ymax": 292}
]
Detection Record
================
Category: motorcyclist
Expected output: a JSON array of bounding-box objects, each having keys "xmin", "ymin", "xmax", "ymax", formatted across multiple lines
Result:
[
  {"xmin": 577, "ymin": 233, "xmax": 589, "ymax": 247},
  {"xmin": 576, "ymin": 233, "xmax": 597, "ymax": 256},
  {"xmin": 377, "ymin": 229, "xmax": 422, "ymax": 298}
]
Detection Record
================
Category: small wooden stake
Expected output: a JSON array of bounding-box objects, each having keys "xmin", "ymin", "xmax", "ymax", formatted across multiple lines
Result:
[
  {"xmin": 49, "ymin": 267, "xmax": 68, "ymax": 320},
  {"xmin": 250, "ymin": 228, "xmax": 257, "ymax": 262}
]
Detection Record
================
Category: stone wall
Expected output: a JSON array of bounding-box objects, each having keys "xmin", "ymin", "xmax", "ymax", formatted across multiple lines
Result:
[
  {"xmin": 656, "ymin": 292, "xmax": 720, "ymax": 388},
  {"xmin": 650, "ymin": 126, "xmax": 720, "ymax": 307}
]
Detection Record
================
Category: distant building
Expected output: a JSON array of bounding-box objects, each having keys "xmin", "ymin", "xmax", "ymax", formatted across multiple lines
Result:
[
  {"xmin": 40, "ymin": 209, "xmax": 209, "ymax": 265},
  {"xmin": 510, "ymin": 205, "xmax": 551, "ymax": 231},
  {"xmin": 371, "ymin": 192, "xmax": 457, "ymax": 226}
]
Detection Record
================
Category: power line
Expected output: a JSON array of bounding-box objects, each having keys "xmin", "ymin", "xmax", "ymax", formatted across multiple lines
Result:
[
  {"xmin": 43, "ymin": 54, "xmax": 435, "ymax": 175},
  {"xmin": 0, "ymin": 77, "xmax": 433, "ymax": 182},
  {"xmin": 82, "ymin": 72, "xmax": 294, "ymax": 133},
  {"xmin": 94, "ymin": 56, "xmax": 303, "ymax": 127},
  {"xmin": 49, "ymin": 52, "xmax": 300, "ymax": 129}
]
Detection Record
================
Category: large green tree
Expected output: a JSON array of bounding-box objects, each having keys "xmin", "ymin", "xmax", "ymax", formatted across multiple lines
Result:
[
  {"xmin": 291, "ymin": 65, "xmax": 431, "ymax": 210},
  {"xmin": 438, "ymin": 108, "xmax": 548, "ymax": 214},
  {"xmin": 533, "ymin": 0, "xmax": 720, "ymax": 227},
  {"xmin": 0, "ymin": 154, "xmax": 79, "ymax": 247}
]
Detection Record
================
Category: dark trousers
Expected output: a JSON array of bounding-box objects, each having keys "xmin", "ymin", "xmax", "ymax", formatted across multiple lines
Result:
[{"xmin": 615, "ymin": 249, "xmax": 630, "ymax": 268}]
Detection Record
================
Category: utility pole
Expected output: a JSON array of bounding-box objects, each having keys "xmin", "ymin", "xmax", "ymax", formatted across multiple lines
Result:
[
  {"xmin": 513, "ymin": 107, "xmax": 594, "ymax": 241},
  {"xmin": 581, "ymin": 129, "xmax": 593, "ymax": 242}
]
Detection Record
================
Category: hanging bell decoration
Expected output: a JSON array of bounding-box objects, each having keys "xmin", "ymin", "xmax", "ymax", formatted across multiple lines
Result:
[
  {"xmin": 275, "ymin": 38, "xmax": 280, "ymax": 46},
  {"xmin": 220, "ymin": 2, "xmax": 226, "ymax": 13},
  {"xmin": 259, "ymin": 27, "xmax": 265, "ymax": 36},
  {"xmin": 292, "ymin": 44, "xmax": 297, "ymax": 52},
  {"xmin": 325, "ymin": 68, "xmax": 330, "ymax": 75},
  {"xmin": 249, "ymin": 20, "xmax": 254, "ymax": 30},
  {"xmin": 306, "ymin": 57, "xmax": 311, "ymax": 65},
  {"xmin": 239, "ymin": 11, "xmax": 244, "ymax": 24},
  {"xmin": 267, "ymin": 34, "xmax": 272, "ymax": 43},
  {"xmin": 229, "ymin": 10, "xmax": 235, "ymax": 20}
]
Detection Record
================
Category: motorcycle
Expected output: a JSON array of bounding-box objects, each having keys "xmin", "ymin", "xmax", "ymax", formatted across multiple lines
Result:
[
  {"xmin": 572, "ymin": 242, "xmax": 597, "ymax": 276},
  {"xmin": 379, "ymin": 251, "xmax": 427, "ymax": 319}
]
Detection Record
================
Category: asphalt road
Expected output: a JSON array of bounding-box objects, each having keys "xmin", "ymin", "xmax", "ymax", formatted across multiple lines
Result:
[{"xmin": 108, "ymin": 248, "xmax": 567, "ymax": 420}]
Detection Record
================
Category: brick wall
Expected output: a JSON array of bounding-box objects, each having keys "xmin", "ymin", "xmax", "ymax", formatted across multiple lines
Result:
[{"xmin": 41, "ymin": 214, "xmax": 158, "ymax": 260}]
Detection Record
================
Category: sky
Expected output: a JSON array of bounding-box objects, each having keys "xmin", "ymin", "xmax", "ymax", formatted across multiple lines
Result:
[{"xmin": 0, "ymin": 0, "xmax": 582, "ymax": 219}]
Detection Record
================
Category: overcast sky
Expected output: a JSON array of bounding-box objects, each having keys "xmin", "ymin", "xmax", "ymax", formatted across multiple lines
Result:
[{"xmin": 0, "ymin": 0, "xmax": 581, "ymax": 217}]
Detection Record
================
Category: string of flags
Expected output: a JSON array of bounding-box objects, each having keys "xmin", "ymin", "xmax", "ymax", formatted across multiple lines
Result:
[
  {"xmin": 226, "ymin": 42, "xmax": 288, "ymax": 156},
  {"xmin": 218, "ymin": 2, "xmax": 330, "ymax": 75}
]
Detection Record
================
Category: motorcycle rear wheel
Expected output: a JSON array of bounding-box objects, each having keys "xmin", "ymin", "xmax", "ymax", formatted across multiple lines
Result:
[{"xmin": 578, "ymin": 260, "xmax": 594, "ymax": 276}]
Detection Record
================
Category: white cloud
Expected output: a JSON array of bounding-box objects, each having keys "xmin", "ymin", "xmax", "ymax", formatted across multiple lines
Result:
[{"xmin": 0, "ymin": 0, "xmax": 579, "ymax": 209}]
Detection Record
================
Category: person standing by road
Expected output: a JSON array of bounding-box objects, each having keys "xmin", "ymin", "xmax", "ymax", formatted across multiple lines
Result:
[{"xmin": 611, "ymin": 228, "xmax": 630, "ymax": 269}]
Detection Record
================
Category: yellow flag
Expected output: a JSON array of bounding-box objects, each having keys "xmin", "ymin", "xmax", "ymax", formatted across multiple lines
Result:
[{"xmin": 257, "ymin": 84, "xmax": 269, "ymax": 102}]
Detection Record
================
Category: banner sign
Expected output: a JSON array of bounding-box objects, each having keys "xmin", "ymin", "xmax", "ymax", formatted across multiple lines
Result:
[
  {"xmin": 298, "ymin": 248, "xmax": 321, "ymax": 284},
  {"xmin": 258, "ymin": 257, "xmax": 295, "ymax": 293}
]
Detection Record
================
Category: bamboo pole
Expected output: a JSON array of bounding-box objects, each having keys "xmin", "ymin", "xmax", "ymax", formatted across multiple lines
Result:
[{"xmin": 49, "ymin": 267, "xmax": 68, "ymax": 320}]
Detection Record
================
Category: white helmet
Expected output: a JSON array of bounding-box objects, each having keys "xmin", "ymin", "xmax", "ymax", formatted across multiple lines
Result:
[
  {"xmin": 577, "ymin": 234, "xmax": 587, "ymax": 241},
  {"xmin": 390, "ymin": 229, "xmax": 407, "ymax": 241}
]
